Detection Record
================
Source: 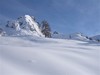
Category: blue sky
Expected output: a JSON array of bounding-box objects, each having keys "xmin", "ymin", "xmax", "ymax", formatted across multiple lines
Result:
[{"xmin": 0, "ymin": 0, "xmax": 100, "ymax": 36}]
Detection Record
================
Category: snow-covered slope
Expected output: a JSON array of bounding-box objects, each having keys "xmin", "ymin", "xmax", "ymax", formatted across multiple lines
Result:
[
  {"xmin": 0, "ymin": 36, "xmax": 99, "ymax": 75},
  {"xmin": 91, "ymin": 35, "xmax": 100, "ymax": 40},
  {"xmin": 1, "ymin": 15, "xmax": 44, "ymax": 37},
  {"xmin": 52, "ymin": 33, "xmax": 69, "ymax": 39},
  {"xmin": 69, "ymin": 33, "xmax": 88, "ymax": 40},
  {"xmin": 52, "ymin": 32, "xmax": 88, "ymax": 41}
]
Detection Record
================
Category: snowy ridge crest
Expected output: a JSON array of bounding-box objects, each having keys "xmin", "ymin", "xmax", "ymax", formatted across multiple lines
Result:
[{"xmin": 52, "ymin": 32, "xmax": 88, "ymax": 41}]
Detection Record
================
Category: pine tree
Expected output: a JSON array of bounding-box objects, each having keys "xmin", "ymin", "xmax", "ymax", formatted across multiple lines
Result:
[
  {"xmin": 89, "ymin": 38, "xmax": 93, "ymax": 40},
  {"xmin": 41, "ymin": 20, "xmax": 51, "ymax": 38},
  {"xmin": 53, "ymin": 31, "xmax": 58, "ymax": 34}
]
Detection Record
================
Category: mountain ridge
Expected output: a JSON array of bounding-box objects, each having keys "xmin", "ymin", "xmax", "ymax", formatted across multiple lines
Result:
[{"xmin": 0, "ymin": 15, "xmax": 100, "ymax": 42}]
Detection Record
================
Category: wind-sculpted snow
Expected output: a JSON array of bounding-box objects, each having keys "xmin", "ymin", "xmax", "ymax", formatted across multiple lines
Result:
[{"xmin": 0, "ymin": 36, "xmax": 100, "ymax": 75}]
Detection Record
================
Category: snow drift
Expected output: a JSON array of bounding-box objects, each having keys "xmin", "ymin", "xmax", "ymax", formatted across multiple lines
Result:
[{"xmin": 0, "ymin": 36, "xmax": 100, "ymax": 75}]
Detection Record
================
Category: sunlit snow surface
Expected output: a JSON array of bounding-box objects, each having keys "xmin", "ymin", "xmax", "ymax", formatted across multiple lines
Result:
[{"xmin": 0, "ymin": 36, "xmax": 100, "ymax": 75}]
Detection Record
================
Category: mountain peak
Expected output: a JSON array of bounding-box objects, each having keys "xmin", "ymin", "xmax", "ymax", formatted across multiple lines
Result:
[
  {"xmin": 24, "ymin": 15, "xmax": 32, "ymax": 18},
  {"xmin": 3, "ymin": 15, "xmax": 44, "ymax": 37}
]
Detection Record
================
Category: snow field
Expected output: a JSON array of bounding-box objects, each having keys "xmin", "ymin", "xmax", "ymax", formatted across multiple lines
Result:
[{"xmin": 0, "ymin": 36, "xmax": 100, "ymax": 75}]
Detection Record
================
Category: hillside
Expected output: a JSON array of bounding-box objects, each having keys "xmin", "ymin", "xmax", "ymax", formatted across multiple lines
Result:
[
  {"xmin": 91, "ymin": 35, "xmax": 100, "ymax": 40},
  {"xmin": 0, "ymin": 36, "xmax": 100, "ymax": 75}
]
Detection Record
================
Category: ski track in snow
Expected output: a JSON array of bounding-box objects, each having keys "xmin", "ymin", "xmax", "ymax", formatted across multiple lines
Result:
[{"xmin": 0, "ymin": 36, "xmax": 100, "ymax": 75}]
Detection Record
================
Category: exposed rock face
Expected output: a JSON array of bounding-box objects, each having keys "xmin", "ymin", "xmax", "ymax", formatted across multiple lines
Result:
[{"xmin": 0, "ymin": 28, "xmax": 6, "ymax": 36}]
